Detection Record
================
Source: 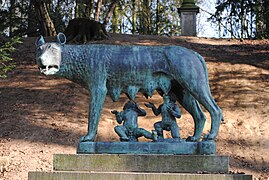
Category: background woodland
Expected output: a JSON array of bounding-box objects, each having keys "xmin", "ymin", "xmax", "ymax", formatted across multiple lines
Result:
[{"xmin": 0, "ymin": 0, "xmax": 268, "ymax": 38}]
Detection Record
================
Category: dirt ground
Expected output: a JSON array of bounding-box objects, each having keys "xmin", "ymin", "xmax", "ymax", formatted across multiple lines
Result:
[{"xmin": 0, "ymin": 34, "xmax": 268, "ymax": 180}]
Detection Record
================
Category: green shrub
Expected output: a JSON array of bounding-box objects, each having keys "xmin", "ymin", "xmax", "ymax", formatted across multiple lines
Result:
[{"xmin": 0, "ymin": 36, "xmax": 22, "ymax": 78}]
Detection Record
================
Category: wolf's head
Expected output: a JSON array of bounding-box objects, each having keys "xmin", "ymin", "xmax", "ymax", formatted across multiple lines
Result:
[{"xmin": 35, "ymin": 33, "xmax": 66, "ymax": 75}]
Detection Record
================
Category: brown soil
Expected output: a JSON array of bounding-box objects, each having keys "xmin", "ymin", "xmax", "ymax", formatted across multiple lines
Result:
[{"xmin": 0, "ymin": 34, "xmax": 268, "ymax": 180}]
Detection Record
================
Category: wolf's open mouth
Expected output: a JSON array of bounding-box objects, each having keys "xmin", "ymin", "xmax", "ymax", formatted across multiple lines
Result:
[{"xmin": 39, "ymin": 65, "xmax": 59, "ymax": 75}]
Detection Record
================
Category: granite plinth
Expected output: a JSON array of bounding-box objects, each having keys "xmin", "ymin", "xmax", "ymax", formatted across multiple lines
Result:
[
  {"xmin": 53, "ymin": 154, "xmax": 229, "ymax": 173},
  {"xmin": 28, "ymin": 154, "xmax": 253, "ymax": 180},
  {"xmin": 29, "ymin": 171, "xmax": 252, "ymax": 180}
]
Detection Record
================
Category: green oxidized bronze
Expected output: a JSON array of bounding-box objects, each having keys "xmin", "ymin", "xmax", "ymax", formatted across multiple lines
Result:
[
  {"xmin": 35, "ymin": 33, "xmax": 223, "ymax": 149},
  {"xmin": 145, "ymin": 95, "xmax": 182, "ymax": 142},
  {"xmin": 112, "ymin": 101, "xmax": 156, "ymax": 142}
]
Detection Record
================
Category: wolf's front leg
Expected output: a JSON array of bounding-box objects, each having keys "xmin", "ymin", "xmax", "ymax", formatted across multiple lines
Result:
[{"xmin": 81, "ymin": 85, "xmax": 107, "ymax": 142}]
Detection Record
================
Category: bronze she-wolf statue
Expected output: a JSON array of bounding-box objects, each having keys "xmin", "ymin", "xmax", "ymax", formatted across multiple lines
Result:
[{"xmin": 35, "ymin": 33, "xmax": 223, "ymax": 142}]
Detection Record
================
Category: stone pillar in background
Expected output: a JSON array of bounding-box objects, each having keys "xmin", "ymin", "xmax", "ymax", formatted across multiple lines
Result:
[{"xmin": 178, "ymin": 0, "xmax": 199, "ymax": 36}]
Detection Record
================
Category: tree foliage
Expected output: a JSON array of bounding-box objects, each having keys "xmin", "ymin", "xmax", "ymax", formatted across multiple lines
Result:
[
  {"xmin": 0, "ymin": 0, "xmax": 182, "ymax": 37},
  {"xmin": 1, "ymin": 0, "xmax": 268, "ymax": 39},
  {"xmin": 0, "ymin": 35, "xmax": 21, "ymax": 78},
  {"xmin": 210, "ymin": 0, "xmax": 269, "ymax": 39}
]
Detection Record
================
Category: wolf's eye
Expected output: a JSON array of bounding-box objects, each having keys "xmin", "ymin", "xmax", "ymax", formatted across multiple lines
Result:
[{"xmin": 48, "ymin": 44, "xmax": 52, "ymax": 49}]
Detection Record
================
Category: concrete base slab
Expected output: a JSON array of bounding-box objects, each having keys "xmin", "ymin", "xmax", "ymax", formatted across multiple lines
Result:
[
  {"xmin": 28, "ymin": 171, "xmax": 252, "ymax": 180},
  {"xmin": 53, "ymin": 154, "xmax": 229, "ymax": 173},
  {"xmin": 77, "ymin": 141, "xmax": 216, "ymax": 155}
]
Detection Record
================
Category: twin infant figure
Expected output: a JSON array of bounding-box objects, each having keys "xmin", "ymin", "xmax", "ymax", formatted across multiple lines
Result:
[{"xmin": 111, "ymin": 95, "xmax": 182, "ymax": 142}]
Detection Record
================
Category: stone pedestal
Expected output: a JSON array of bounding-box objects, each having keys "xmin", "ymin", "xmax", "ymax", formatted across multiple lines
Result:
[
  {"xmin": 28, "ymin": 137, "xmax": 251, "ymax": 180},
  {"xmin": 53, "ymin": 154, "xmax": 229, "ymax": 173},
  {"xmin": 28, "ymin": 154, "xmax": 252, "ymax": 180},
  {"xmin": 29, "ymin": 171, "xmax": 252, "ymax": 180},
  {"xmin": 178, "ymin": 3, "xmax": 199, "ymax": 36}
]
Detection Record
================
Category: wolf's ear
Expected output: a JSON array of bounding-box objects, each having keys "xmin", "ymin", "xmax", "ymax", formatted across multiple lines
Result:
[
  {"xmin": 35, "ymin": 35, "xmax": 45, "ymax": 47},
  {"xmin": 57, "ymin": 33, "xmax": 66, "ymax": 45}
]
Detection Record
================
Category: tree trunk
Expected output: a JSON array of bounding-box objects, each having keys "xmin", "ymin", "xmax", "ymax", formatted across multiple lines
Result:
[
  {"xmin": 33, "ymin": 0, "xmax": 56, "ymax": 36},
  {"xmin": 249, "ymin": 0, "xmax": 254, "ymax": 37},
  {"xmin": 85, "ymin": 0, "xmax": 95, "ymax": 18},
  {"xmin": 112, "ymin": 5, "xmax": 119, "ymax": 33},
  {"xmin": 75, "ymin": 0, "xmax": 84, "ymax": 18},
  {"xmin": 256, "ymin": 0, "xmax": 264, "ymax": 38},
  {"xmin": 264, "ymin": 0, "xmax": 269, "ymax": 37},
  {"xmin": 9, "ymin": 0, "xmax": 15, "ymax": 37},
  {"xmin": 132, "ymin": 0, "xmax": 137, "ymax": 34},
  {"xmin": 104, "ymin": 0, "xmax": 118, "ymax": 25},
  {"xmin": 240, "ymin": 0, "xmax": 245, "ymax": 38},
  {"xmin": 27, "ymin": 0, "xmax": 36, "ymax": 36},
  {"xmin": 20, "ymin": 0, "xmax": 25, "ymax": 35},
  {"xmin": 95, "ymin": 0, "xmax": 103, "ymax": 21},
  {"xmin": 229, "ymin": 3, "xmax": 234, "ymax": 38},
  {"xmin": 156, "ymin": 0, "xmax": 160, "ymax": 35},
  {"xmin": 142, "ymin": 0, "xmax": 152, "ymax": 34}
]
